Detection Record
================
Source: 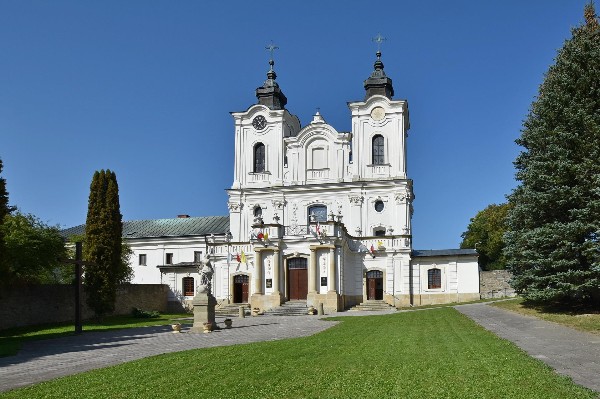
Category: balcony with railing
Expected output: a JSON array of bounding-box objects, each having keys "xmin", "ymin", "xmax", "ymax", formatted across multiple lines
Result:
[
  {"xmin": 248, "ymin": 171, "xmax": 271, "ymax": 183},
  {"xmin": 306, "ymin": 168, "xmax": 330, "ymax": 181},
  {"xmin": 368, "ymin": 164, "xmax": 391, "ymax": 177}
]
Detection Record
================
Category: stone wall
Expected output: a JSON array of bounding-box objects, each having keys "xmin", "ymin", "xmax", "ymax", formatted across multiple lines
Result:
[
  {"xmin": 479, "ymin": 270, "xmax": 516, "ymax": 299},
  {"xmin": 0, "ymin": 284, "xmax": 169, "ymax": 330}
]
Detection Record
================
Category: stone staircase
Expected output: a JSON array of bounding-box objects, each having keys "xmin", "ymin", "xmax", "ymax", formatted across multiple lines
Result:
[
  {"xmin": 348, "ymin": 300, "xmax": 395, "ymax": 312},
  {"xmin": 263, "ymin": 300, "xmax": 310, "ymax": 316},
  {"xmin": 216, "ymin": 303, "xmax": 251, "ymax": 317}
]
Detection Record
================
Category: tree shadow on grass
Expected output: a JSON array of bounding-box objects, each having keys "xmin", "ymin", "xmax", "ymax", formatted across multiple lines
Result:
[{"xmin": 520, "ymin": 299, "xmax": 600, "ymax": 315}]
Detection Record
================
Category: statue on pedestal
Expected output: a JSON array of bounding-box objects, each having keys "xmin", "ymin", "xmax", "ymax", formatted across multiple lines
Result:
[
  {"xmin": 197, "ymin": 254, "xmax": 214, "ymax": 295},
  {"xmin": 191, "ymin": 254, "xmax": 217, "ymax": 333}
]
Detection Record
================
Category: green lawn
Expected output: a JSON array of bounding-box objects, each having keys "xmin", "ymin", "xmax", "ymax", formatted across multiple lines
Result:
[
  {"xmin": 0, "ymin": 313, "xmax": 190, "ymax": 357},
  {"xmin": 1, "ymin": 308, "xmax": 595, "ymax": 399},
  {"xmin": 492, "ymin": 298, "xmax": 600, "ymax": 335}
]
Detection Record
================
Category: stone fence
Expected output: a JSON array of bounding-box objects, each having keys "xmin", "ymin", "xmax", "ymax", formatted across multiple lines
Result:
[
  {"xmin": 479, "ymin": 270, "xmax": 516, "ymax": 299},
  {"xmin": 0, "ymin": 284, "xmax": 169, "ymax": 330}
]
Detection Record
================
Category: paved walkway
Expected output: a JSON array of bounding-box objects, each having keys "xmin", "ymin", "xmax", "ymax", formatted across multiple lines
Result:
[
  {"xmin": 0, "ymin": 315, "xmax": 340, "ymax": 393},
  {"xmin": 456, "ymin": 303, "xmax": 600, "ymax": 393}
]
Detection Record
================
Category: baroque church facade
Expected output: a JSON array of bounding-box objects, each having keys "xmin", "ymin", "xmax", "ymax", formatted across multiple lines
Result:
[
  {"xmin": 217, "ymin": 51, "xmax": 479, "ymax": 312},
  {"xmin": 65, "ymin": 50, "xmax": 479, "ymax": 312}
]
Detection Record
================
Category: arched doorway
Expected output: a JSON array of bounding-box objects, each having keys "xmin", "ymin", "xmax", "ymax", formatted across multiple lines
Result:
[
  {"xmin": 366, "ymin": 270, "xmax": 383, "ymax": 300},
  {"xmin": 233, "ymin": 274, "xmax": 249, "ymax": 303},
  {"xmin": 288, "ymin": 258, "xmax": 308, "ymax": 300}
]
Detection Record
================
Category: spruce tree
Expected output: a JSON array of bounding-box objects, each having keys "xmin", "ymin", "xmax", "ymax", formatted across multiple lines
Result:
[
  {"xmin": 505, "ymin": 4, "xmax": 600, "ymax": 306},
  {"xmin": 0, "ymin": 159, "xmax": 11, "ymax": 279},
  {"xmin": 84, "ymin": 170, "xmax": 124, "ymax": 317}
]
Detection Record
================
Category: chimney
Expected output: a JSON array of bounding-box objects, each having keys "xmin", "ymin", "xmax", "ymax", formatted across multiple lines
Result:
[{"xmin": 177, "ymin": 214, "xmax": 190, "ymax": 218}]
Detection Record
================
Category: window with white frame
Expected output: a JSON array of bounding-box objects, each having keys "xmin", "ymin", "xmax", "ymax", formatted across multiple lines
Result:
[
  {"xmin": 182, "ymin": 277, "xmax": 195, "ymax": 296},
  {"xmin": 428, "ymin": 268, "xmax": 442, "ymax": 289}
]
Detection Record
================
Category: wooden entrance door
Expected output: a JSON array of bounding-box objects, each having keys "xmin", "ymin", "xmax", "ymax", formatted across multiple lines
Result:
[
  {"xmin": 288, "ymin": 258, "xmax": 308, "ymax": 300},
  {"xmin": 367, "ymin": 270, "xmax": 383, "ymax": 300},
  {"xmin": 233, "ymin": 275, "xmax": 249, "ymax": 303}
]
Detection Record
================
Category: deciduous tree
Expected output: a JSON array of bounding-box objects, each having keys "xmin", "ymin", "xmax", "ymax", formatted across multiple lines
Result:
[
  {"xmin": 505, "ymin": 4, "xmax": 600, "ymax": 306},
  {"xmin": 2, "ymin": 211, "xmax": 68, "ymax": 284},
  {"xmin": 460, "ymin": 203, "xmax": 510, "ymax": 270}
]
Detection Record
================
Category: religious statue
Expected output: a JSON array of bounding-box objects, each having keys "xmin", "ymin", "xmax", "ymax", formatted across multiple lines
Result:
[{"xmin": 197, "ymin": 254, "xmax": 214, "ymax": 295}]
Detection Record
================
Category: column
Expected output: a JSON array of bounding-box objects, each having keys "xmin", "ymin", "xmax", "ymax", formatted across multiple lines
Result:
[
  {"xmin": 273, "ymin": 249, "xmax": 280, "ymax": 294},
  {"xmin": 254, "ymin": 250, "xmax": 263, "ymax": 294},
  {"xmin": 328, "ymin": 247, "xmax": 336, "ymax": 292},
  {"xmin": 309, "ymin": 247, "xmax": 317, "ymax": 293}
]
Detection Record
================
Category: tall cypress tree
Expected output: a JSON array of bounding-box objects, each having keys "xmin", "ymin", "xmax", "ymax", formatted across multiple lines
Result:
[
  {"xmin": 505, "ymin": 4, "xmax": 600, "ymax": 306},
  {"xmin": 84, "ymin": 170, "xmax": 124, "ymax": 317}
]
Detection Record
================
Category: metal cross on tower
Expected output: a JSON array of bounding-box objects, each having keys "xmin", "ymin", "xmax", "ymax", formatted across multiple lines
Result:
[
  {"xmin": 265, "ymin": 41, "xmax": 279, "ymax": 61},
  {"xmin": 372, "ymin": 33, "xmax": 387, "ymax": 51}
]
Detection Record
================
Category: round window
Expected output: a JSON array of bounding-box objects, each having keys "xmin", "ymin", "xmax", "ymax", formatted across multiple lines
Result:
[
  {"xmin": 374, "ymin": 200, "xmax": 384, "ymax": 212},
  {"xmin": 253, "ymin": 206, "xmax": 262, "ymax": 217}
]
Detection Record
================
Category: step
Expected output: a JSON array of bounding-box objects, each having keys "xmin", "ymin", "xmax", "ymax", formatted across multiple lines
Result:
[
  {"xmin": 216, "ymin": 303, "xmax": 251, "ymax": 317},
  {"xmin": 263, "ymin": 301, "xmax": 309, "ymax": 316},
  {"xmin": 348, "ymin": 300, "xmax": 394, "ymax": 312}
]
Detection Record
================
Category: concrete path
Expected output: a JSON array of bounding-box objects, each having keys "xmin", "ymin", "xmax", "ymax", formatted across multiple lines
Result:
[
  {"xmin": 456, "ymin": 303, "xmax": 600, "ymax": 393},
  {"xmin": 0, "ymin": 315, "xmax": 340, "ymax": 393}
]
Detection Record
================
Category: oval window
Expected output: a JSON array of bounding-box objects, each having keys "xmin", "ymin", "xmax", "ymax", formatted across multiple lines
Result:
[{"xmin": 374, "ymin": 200, "xmax": 384, "ymax": 212}]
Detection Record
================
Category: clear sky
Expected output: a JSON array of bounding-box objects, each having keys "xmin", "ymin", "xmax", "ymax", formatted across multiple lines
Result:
[{"xmin": 0, "ymin": 1, "xmax": 590, "ymax": 249}]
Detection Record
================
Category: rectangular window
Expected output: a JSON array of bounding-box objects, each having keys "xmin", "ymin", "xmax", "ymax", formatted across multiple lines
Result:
[
  {"xmin": 166, "ymin": 253, "xmax": 173, "ymax": 265},
  {"xmin": 194, "ymin": 251, "xmax": 202, "ymax": 263},
  {"xmin": 138, "ymin": 254, "xmax": 147, "ymax": 266},
  {"xmin": 182, "ymin": 277, "xmax": 195, "ymax": 296},
  {"xmin": 428, "ymin": 268, "xmax": 442, "ymax": 289}
]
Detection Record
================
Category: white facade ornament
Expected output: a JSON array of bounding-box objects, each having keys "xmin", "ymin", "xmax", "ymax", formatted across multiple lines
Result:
[
  {"xmin": 227, "ymin": 202, "xmax": 243, "ymax": 212},
  {"xmin": 394, "ymin": 192, "xmax": 406, "ymax": 204},
  {"xmin": 271, "ymin": 199, "xmax": 286, "ymax": 209},
  {"xmin": 349, "ymin": 195, "xmax": 364, "ymax": 205}
]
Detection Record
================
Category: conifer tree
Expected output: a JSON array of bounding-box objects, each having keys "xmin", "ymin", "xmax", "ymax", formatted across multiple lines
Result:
[
  {"xmin": 84, "ymin": 169, "xmax": 126, "ymax": 317},
  {"xmin": 505, "ymin": 4, "xmax": 600, "ymax": 306},
  {"xmin": 0, "ymin": 159, "xmax": 11, "ymax": 278}
]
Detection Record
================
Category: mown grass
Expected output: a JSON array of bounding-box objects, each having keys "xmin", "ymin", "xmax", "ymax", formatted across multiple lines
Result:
[
  {"xmin": 492, "ymin": 298, "xmax": 600, "ymax": 335},
  {"xmin": 1, "ymin": 308, "xmax": 595, "ymax": 399},
  {"xmin": 0, "ymin": 313, "xmax": 190, "ymax": 357}
]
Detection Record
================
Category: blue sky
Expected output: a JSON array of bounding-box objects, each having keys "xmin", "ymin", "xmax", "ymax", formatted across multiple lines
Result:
[{"xmin": 0, "ymin": 1, "xmax": 590, "ymax": 249}]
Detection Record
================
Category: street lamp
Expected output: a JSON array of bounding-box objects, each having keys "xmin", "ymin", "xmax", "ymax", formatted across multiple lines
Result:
[{"xmin": 226, "ymin": 231, "xmax": 233, "ymax": 303}]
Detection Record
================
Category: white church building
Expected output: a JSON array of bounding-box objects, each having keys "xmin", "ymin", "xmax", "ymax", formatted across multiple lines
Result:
[{"xmin": 64, "ymin": 50, "xmax": 479, "ymax": 313}]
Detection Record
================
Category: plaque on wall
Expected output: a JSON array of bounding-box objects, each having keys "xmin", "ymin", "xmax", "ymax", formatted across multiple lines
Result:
[
  {"xmin": 266, "ymin": 279, "xmax": 272, "ymax": 288},
  {"xmin": 320, "ymin": 277, "xmax": 327, "ymax": 286}
]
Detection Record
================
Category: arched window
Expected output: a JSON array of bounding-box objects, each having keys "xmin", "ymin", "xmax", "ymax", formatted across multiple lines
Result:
[
  {"xmin": 254, "ymin": 143, "xmax": 265, "ymax": 173},
  {"xmin": 372, "ymin": 135, "xmax": 385, "ymax": 165},
  {"xmin": 253, "ymin": 206, "xmax": 262, "ymax": 218},
  {"xmin": 182, "ymin": 277, "xmax": 195, "ymax": 296},
  {"xmin": 428, "ymin": 268, "xmax": 441, "ymax": 289},
  {"xmin": 307, "ymin": 205, "xmax": 327, "ymax": 223}
]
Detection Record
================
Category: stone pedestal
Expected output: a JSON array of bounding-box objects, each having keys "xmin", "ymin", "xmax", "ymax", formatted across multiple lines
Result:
[
  {"xmin": 324, "ymin": 291, "xmax": 340, "ymax": 314},
  {"xmin": 190, "ymin": 292, "xmax": 217, "ymax": 333}
]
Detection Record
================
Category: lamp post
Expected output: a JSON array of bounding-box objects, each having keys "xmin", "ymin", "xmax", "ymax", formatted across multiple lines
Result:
[{"xmin": 226, "ymin": 231, "xmax": 233, "ymax": 303}]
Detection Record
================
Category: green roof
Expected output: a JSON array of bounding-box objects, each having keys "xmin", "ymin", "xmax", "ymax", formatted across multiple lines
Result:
[{"xmin": 61, "ymin": 216, "xmax": 230, "ymax": 239}]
